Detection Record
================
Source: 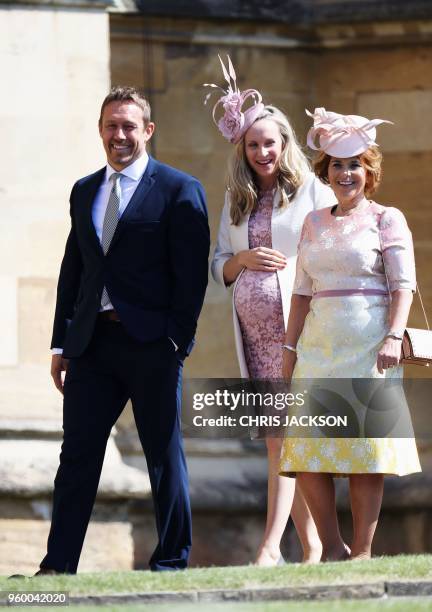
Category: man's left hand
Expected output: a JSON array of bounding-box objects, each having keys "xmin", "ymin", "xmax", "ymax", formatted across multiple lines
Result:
[{"xmin": 51, "ymin": 354, "xmax": 69, "ymax": 395}]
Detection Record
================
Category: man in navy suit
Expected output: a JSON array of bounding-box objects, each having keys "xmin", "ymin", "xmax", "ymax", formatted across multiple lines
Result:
[{"xmin": 38, "ymin": 86, "xmax": 209, "ymax": 574}]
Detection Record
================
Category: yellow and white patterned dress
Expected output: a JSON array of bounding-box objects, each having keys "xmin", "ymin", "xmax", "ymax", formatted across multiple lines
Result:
[{"xmin": 279, "ymin": 202, "xmax": 421, "ymax": 477}]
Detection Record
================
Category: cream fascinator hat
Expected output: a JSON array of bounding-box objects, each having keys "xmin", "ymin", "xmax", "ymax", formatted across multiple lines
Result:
[
  {"xmin": 204, "ymin": 55, "xmax": 265, "ymax": 144},
  {"xmin": 306, "ymin": 107, "xmax": 393, "ymax": 157}
]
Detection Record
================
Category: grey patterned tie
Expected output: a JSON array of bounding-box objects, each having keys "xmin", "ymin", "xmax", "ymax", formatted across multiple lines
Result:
[{"xmin": 100, "ymin": 172, "xmax": 122, "ymax": 308}]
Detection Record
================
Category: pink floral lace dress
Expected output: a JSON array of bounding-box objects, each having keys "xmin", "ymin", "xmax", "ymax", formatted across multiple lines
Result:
[{"xmin": 234, "ymin": 189, "xmax": 285, "ymax": 378}]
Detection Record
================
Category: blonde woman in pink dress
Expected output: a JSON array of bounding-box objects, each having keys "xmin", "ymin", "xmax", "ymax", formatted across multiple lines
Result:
[
  {"xmin": 280, "ymin": 108, "xmax": 421, "ymax": 560},
  {"xmin": 208, "ymin": 58, "xmax": 335, "ymax": 566}
]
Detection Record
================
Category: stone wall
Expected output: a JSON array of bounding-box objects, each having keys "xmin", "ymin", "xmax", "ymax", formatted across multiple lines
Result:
[{"xmin": 0, "ymin": 4, "xmax": 110, "ymax": 366}]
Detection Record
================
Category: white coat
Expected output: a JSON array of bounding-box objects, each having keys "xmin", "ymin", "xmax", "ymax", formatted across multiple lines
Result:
[{"xmin": 211, "ymin": 172, "xmax": 336, "ymax": 377}]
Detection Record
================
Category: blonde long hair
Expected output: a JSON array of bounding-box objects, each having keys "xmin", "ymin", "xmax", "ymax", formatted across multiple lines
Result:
[{"xmin": 227, "ymin": 106, "xmax": 310, "ymax": 225}]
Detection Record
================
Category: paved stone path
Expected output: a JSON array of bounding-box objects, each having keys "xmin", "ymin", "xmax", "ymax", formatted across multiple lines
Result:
[{"xmin": 70, "ymin": 580, "xmax": 432, "ymax": 605}]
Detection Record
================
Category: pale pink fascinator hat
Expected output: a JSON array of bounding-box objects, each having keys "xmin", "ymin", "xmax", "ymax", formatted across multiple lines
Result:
[
  {"xmin": 204, "ymin": 55, "xmax": 265, "ymax": 144},
  {"xmin": 306, "ymin": 107, "xmax": 393, "ymax": 158}
]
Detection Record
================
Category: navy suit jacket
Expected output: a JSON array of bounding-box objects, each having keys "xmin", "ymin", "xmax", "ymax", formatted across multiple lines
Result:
[{"xmin": 51, "ymin": 156, "xmax": 210, "ymax": 359}]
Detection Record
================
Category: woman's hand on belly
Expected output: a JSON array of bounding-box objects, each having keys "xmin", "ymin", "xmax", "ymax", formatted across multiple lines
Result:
[
  {"xmin": 239, "ymin": 247, "xmax": 287, "ymax": 272},
  {"xmin": 223, "ymin": 247, "xmax": 287, "ymax": 284}
]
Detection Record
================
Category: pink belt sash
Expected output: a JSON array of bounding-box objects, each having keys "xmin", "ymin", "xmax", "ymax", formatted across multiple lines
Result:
[{"xmin": 313, "ymin": 289, "xmax": 388, "ymax": 298}]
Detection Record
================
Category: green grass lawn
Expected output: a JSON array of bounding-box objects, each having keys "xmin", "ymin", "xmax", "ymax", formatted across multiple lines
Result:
[
  {"xmin": 1, "ymin": 555, "xmax": 431, "ymax": 596},
  {"xmin": 1, "ymin": 600, "xmax": 432, "ymax": 612}
]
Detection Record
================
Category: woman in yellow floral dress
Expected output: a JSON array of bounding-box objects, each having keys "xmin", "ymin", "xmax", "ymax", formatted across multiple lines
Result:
[{"xmin": 280, "ymin": 108, "xmax": 421, "ymax": 561}]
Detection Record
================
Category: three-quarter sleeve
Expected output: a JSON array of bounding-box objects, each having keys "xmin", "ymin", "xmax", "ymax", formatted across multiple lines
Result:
[
  {"xmin": 379, "ymin": 207, "xmax": 416, "ymax": 292},
  {"xmin": 211, "ymin": 191, "xmax": 234, "ymax": 288},
  {"xmin": 293, "ymin": 214, "xmax": 313, "ymax": 296}
]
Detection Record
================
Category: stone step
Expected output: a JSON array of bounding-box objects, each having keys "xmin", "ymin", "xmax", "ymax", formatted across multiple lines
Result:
[
  {"xmin": 0, "ymin": 437, "xmax": 151, "ymax": 499},
  {"xmin": 0, "ymin": 419, "xmax": 62, "ymax": 440}
]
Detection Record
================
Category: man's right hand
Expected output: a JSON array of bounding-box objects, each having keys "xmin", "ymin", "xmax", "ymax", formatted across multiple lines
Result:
[{"xmin": 51, "ymin": 354, "xmax": 69, "ymax": 395}]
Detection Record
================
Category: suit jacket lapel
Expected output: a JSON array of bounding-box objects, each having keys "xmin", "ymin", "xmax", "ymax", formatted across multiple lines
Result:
[
  {"xmin": 82, "ymin": 167, "xmax": 106, "ymax": 255},
  {"xmin": 108, "ymin": 156, "xmax": 158, "ymax": 250}
]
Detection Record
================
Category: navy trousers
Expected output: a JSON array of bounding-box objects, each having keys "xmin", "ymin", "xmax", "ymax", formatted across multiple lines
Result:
[{"xmin": 41, "ymin": 320, "xmax": 191, "ymax": 573}]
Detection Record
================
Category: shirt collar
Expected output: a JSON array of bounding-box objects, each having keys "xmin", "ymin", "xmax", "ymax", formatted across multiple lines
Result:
[{"xmin": 105, "ymin": 151, "xmax": 149, "ymax": 182}]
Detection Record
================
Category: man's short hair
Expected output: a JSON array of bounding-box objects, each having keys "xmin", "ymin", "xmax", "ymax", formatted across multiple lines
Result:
[{"xmin": 99, "ymin": 86, "xmax": 151, "ymax": 126}]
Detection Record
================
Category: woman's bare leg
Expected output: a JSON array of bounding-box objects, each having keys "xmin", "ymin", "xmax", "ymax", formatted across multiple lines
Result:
[
  {"xmin": 296, "ymin": 472, "xmax": 349, "ymax": 561},
  {"xmin": 349, "ymin": 474, "xmax": 384, "ymax": 560},
  {"xmin": 291, "ymin": 484, "xmax": 322, "ymax": 563},
  {"xmin": 255, "ymin": 438, "xmax": 321, "ymax": 566}
]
